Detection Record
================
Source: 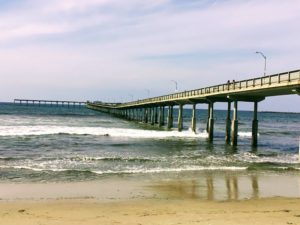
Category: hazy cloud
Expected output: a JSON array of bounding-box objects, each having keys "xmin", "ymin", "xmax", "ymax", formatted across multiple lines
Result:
[{"xmin": 0, "ymin": 0, "xmax": 299, "ymax": 111}]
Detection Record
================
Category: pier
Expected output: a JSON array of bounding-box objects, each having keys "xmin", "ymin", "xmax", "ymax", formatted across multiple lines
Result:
[
  {"xmin": 87, "ymin": 69, "xmax": 300, "ymax": 147},
  {"xmin": 14, "ymin": 99, "xmax": 86, "ymax": 107}
]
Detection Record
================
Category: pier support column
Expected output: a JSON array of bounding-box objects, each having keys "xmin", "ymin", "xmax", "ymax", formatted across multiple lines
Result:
[
  {"xmin": 135, "ymin": 108, "xmax": 138, "ymax": 121},
  {"xmin": 225, "ymin": 102, "xmax": 231, "ymax": 144},
  {"xmin": 144, "ymin": 108, "xmax": 148, "ymax": 123},
  {"xmin": 151, "ymin": 108, "xmax": 155, "ymax": 125},
  {"xmin": 231, "ymin": 101, "xmax": 238, "ymax": 146},
  {"xmin": 208, "ymin": 102, "xmax": 214, "ymax": 142},
  {"xmin": 206, "ymin": 104, "xmax": 211, "ymax": 132},
  {"xmin": 154, "ymin": 107, "xmax": 158, "ymax": 124},
  {"xmin": 252, "ymin": 101, "xmax": 258, "ymax": 147},
  {"xmin": 167, "ymin": 105, "xmax": 173, "ymax": 129},
  {"xmin": 139, "ymin": 108, "xmax": 143, "ymax": 121},
  {"xmin": 178, "ymin": 104, "xmax": 183, "ymax": 132},
  {"xmin": 158, "ymin": 107, "xmax": 163, "ymax": 127},
  {"xmin": 131, "ymin": 109, "xmax": 135, "ymax": 120},
  {"xmin": 129, "ymin": 109, "xmax": 132, "ymax": 120},
  {"xmin": 134, "ymin": 108, "xmax": 138, "ymax": 121},
  {"xmin": 128, "ymin": 109, "xmax": 131, "ymax": 120},
  {"xmin": 191, "ymin": 104, "xmax": 197, "ymax": 133},
  {"xmin": 162, "ymin": 107, "xmax": 165, "ymax": 126},
  {"xmin": 124, "ymin": 109, "xmax": 127, "ymax": 119}
]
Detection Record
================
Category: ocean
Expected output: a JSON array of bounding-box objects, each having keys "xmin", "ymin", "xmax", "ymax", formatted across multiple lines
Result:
[{"xmin": 0, "ymin": 102, "xmax": 300, "ymax": 183}]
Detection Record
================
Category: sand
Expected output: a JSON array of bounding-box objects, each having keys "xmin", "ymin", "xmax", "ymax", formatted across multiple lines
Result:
[
  {"xmin": 1, "ymin": 171, "xmax": 300, "ymax": 225},
  {"xmin": 1, "ymin": 198, "xmax": 300, "ymax": 225}
]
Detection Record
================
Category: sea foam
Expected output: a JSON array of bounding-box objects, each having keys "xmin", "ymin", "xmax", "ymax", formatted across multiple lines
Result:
[{"xmin": 0, "ymin": 125, "xmax": 208, "ymax": 139}]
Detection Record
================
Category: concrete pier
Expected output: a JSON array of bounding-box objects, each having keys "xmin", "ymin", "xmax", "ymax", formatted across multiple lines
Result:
[
  {"xmin": 144, "ymin": 108, "xmax": 148, "ymax": 123},
  {"xmin": 14, "ymin": 99, "xmax": 86, "ymax": 107},
  {"xmin": 225, "ymin": 102, "xmax": 231, "ymax": 143},
  {"xmin": 86, "ymin": 68, "xmax": 300, "ymax": 148},
  {"xmin": 252, "ymin": 102, "xmax": 258, "ymax": 147},
  {"xmin": 206, "ymin": 104, "xmax": 211, "ymax": 133},
  {"xmin": 167, "ymin": 105, "xmax": 174, "ymax": 129},
  {"xmin": 151, "ymin": 108, "xmax": 155, "ymax": 125},
  {"xmin": 191, "ymin": 104, "xmax": 197, "ymax": 133},
  {"xmin": 208, "ymin": 102, "xmax": 214, "ymax": 142},
  {"xmin": 158, "ymin": 107, "xmax": 163, "ymax": 127},
  {"xmin": 178, "ymin": 105, "xmax": 183, "ymax": 132},
  {"xmin": 161, "ymin": 107, "xmax": 165, "ymax": 126},
  {"xmin": 154, "ymin": 107, "xmax": 158, "ymax": 124},
  {"xmin": 231, "ymin": 101, "xmax": 238, "ymax": 146}
]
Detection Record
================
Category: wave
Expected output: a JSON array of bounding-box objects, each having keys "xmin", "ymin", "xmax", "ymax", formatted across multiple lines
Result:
[
  {"xmin": 238, "ymin": 132, "xmax": 260, "ymax": 137},
  {"xmin": 0, "ymin": 165, "xmax": 247, "ymax": 174},
  {"xmin": 0, "ymin": 125, "xmax": 208, "ymax": 139},
  {"xmin": 69, "ymin": 156, "xmax": 159, "ymax": 163},
  {"xmin": 91, "ymin": 166, "xmax": 248, "ymax": 174},
  {"xmin": 236, "ymin": 152, "xmax": 299, "ymax": 164}
]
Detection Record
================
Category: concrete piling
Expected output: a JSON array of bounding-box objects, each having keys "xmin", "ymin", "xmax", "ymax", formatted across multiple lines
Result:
[
  {"xmin": 154, "ymin": 107, "xmax": 158, "ymax": 124},
  {"xmin": 167, "ymin": 105, "xmax": 173, "ymax": 129},
  {"xmin": 144, "ymin": 108, "xmax": 148, "ymax": 123},
  {"xmin": 162, "ymin": 107, "xmax": 165, "ymax": 126},
  {"xmin": 158, "ymin": 107, "xmax": 163, "ymax": 127},
  {"xmin": 151, "ymin": 108, "xmax": 155, "ymax": 125},
  {"xmin": 206, "ymin": 104, "xmax": 211, "ymax": 133},
  {"xmin": 208, "ymin": 102, "xmax": 214, "ymax": 142},
  {"xmin": 178, "ymin": 104, "xmax": 183, "ymax": 132},
  {"xmin": 225, "ymin": 102, "xmax": 231, "ymax": 143},
  {"xmin": 191, "ymin": 104, "xmax": 197, "ymax": 133},
  {"xmin": 231, "ymin": 101, "xmax": 238, "ymax": 146},
  {"xmin": 252, "ymin": 101, "xmax": 258, "ymax": 147}
]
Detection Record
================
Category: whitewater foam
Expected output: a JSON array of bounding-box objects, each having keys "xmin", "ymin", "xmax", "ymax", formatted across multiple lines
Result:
[
  {"xmin": 0, "ymin": 165, "xmax": 247, "ymax": 174},
  {"xmin": 238, "ymin": 132, "xmax": 260, "ymax": 137},
  {"xmin": 0, "ymin": 125, "xmax": 208, "ymax": 139},
  {"xmin": 237, "ymin": 152, "xmax": 299, "ymax": 164}
]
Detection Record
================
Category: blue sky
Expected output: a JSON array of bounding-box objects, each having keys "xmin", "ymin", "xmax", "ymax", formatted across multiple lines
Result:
[{"xmin": 0, "ymin": 0, "xmax": 300, "ymax": 111}]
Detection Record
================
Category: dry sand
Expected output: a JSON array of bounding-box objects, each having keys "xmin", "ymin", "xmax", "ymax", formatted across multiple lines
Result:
[{"xmin": 1, "ymin": 197, "xmax": 300, "ymax": 225}]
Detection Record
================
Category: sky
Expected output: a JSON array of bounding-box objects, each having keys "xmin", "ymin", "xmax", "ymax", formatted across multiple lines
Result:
[{"xmin": 0, "ymin": 0, "xmax": 300, "ymax": 111}]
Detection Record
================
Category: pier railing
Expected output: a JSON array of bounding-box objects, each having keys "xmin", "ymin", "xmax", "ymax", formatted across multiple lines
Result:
[
  {"xmin": 14, "ymin": 99, "xmax": 87, "ymax": 106},
  {"xmin": 118, "ymin": 69, "xmax": 300, "ymax": 108}
]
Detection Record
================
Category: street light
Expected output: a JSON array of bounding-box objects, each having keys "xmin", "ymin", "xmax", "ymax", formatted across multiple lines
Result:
[
  {"xmin": 145, "ymin": 89, "xmax": 150, "ymax": 98},
  {"xmin": 129, "ymin": 94, "xmax": 133, "ymax": 101},
  {"xmin": 255, "ymin": 51, "xmax": 267, "ymax": 76},
  {"xmin": 171, "ymin": 80, "xmax": 178, "ymax": 92}
]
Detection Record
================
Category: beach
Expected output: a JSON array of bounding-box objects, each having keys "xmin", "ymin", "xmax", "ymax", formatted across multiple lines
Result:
[
  {"xmin": 1, "ymin": 197, "xmax": 300, "ymax": 225},
  {"xmin": 1, "ymin": 171, "xmax": 300, "ymax": 225}
]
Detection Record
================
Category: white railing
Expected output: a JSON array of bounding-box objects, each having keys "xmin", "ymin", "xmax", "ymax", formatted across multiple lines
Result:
[{"xmin": 92, "ymin": 69, "xmax": 300, "ymax": 108}]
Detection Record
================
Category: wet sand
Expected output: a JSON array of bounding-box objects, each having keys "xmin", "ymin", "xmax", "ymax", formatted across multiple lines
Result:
[{"xmin": 1, "ymin": 171, "xmax": 300, "ymax": 225}]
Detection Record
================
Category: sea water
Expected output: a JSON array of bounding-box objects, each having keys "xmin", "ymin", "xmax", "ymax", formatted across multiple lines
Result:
[{"xmin": 0, "ymin": 102, "xmax": 299, "ymax": 183}]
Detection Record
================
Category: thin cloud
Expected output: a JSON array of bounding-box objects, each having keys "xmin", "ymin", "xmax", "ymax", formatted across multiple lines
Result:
[{"xmin": 0, "ymin": 0, "xmax": 299, "ymax": 111}]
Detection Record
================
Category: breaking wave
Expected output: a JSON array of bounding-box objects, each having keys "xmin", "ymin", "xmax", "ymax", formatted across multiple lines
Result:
[{"xmin": 0, "ymin": 125, "xmax": 208, "ymax": 139}]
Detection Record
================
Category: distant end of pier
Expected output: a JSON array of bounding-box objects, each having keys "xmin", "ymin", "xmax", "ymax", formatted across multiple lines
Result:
[{"xmin": 14, "ymin": 99, "xmax": 87, "ymax": 107}]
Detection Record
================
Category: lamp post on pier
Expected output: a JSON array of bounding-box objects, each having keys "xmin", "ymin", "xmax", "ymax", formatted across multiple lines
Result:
[
  {"xmin": 145, "ymin": 89, "xmax": 150, "ymax": 98},
  {"xmin": 171, "ymin": 80, "xmax": 178, "ymax": 92},
  {"xmin": 255, "ymin": 51, "xmax": 267, "ymax": 76},
  {"xmin": 129, "ymin": 94, "xmax": 133, "ymax": 101}
]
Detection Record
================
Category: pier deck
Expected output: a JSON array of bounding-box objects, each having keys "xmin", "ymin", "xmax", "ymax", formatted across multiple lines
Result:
[
  {"xmin": 87, "ymin": 69, "xmax": 300, "ymax": 147},
  {"xmin": 14, "ymin": 99, "xmax": 86, "ymax": 107}
]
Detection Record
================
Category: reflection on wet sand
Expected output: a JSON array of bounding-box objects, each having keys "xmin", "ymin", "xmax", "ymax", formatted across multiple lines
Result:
[
  {"xmin": 149, "ymin": 172, "xmax": 300, "ymax": 201},
  {"xmin": 226, "ymin": 175, "xmax": 239, "ymax": 200}
]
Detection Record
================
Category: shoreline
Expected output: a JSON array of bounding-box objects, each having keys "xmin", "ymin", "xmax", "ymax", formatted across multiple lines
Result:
[
  {"xmin": 1, "ymin": 170, "xmax": 300, "ymax": 201},
  {"xmin": 1, "ymin": 171, "xmax": 300, "ymax": 224}
]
